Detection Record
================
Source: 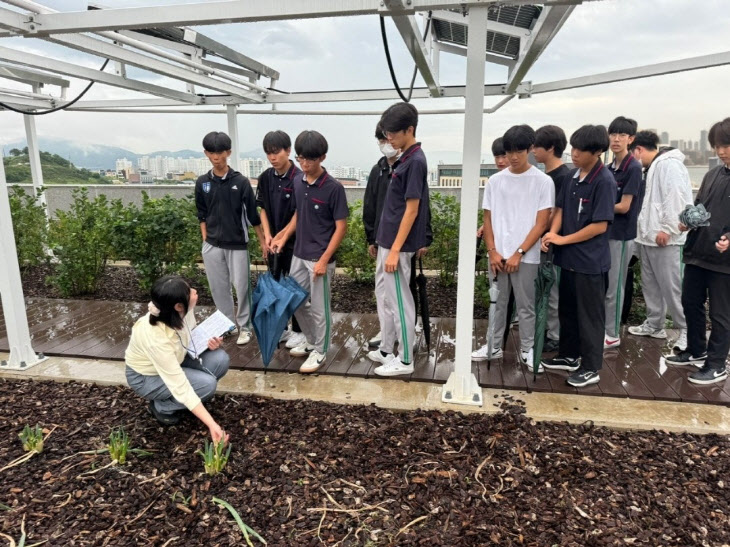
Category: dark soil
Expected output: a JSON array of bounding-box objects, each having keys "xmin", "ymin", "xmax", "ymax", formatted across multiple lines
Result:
[
  {"xmin": 21, "ymin": 264, "xmax": 479, "ymax": 319},
  {"xmin": 1, "ymin": 379, "xmax": 729, "ymax": 546}
]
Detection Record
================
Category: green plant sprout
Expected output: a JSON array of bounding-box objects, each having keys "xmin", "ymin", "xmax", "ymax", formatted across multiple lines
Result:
[
  {"xmin": 212, "ymin": 497, "xmax": 267, "ymax": 546},
  {"xmin": 198, "ymin": 439, "xmax": 231, "ymax": 476},
  {"xmin": 108, "ymin": 427, "xmax": 130, "ymax": 464},
  {"xmin": 19, "ymin": 425, "xmax": 44, "ymax": 453}
]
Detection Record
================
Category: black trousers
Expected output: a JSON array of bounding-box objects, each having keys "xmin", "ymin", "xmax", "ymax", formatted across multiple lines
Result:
[
  {"xmin": 270, "ymin": 246, "xmax": 302, "ymax": 333},
  {"xmin": 682, "ymin": 264, "xmax": 730, "ymax": 370},
  {"xmin": 558, "ymin": 270, "xmax": 608, "ymax": 372}
]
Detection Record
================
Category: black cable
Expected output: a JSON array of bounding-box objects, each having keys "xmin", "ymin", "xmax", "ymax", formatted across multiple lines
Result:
[
  {"xmin": 0, "ymin": 58, "xmax": 110, "ymax": 115},
  {"xmin": 379, "ymin": 11, "xmax": 432, "ymax": 103}
]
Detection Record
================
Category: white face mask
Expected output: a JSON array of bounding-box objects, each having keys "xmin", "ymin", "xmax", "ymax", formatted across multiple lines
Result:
[{"xmin": 378, "ymin": 141, "xmax": 400, "ymax": 159}]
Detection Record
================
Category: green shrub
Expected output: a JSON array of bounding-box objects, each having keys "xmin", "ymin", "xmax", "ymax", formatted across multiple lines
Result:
[
  {"xmin": 111, "ymin": 193, "xmax": 202, "ymax": 291},
  {"xmin": 48, "ymin": 188, "xmax": 120, "ymax": 296},
  {"xmin": 428, "ymin": 192, "xmax": 460, "ymax": 286},
  {"xmin": 8, "ymin": 186, "xmax": 48, "ymax": 268},
  {"xmin": 338, "ymin": 200, "xmax": 375, "ymax": 283}
]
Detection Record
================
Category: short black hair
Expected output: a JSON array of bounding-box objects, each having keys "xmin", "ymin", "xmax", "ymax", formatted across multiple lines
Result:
[
  {"xmin": 149, "ymin": 275, "xmax": 190, "ymax": 330},
  {"xmin": 202, "ymin": 131, "xmax": 232, "ymax": 153},
  {"xmin": 708, "ymin": 118, "xmax": 730, "ymax": 148},
  {"xmin": 534, "ymin": 125, "xmax": 567, "ymax": 158},
  {"xmin": 380, "ymin": 102, "xmax": 419, "ymax": 136},
  {"xmin": 375, "ymin": 121, "xmax": 386, "ymax": 140},
  {"xmin": 629, "ymin": 130, "xmax": 659, "ymax": 152},
  {"xmin": 491, "ymin": 137, "xmax": 506, "ymax": 157},
  {"xmin": 262, "ymin": 130, "xmax": 291, "ymax": 154},
  {"xmin": 570, "ymin": 125, "xmax": 610, "ymax": 154},
  {"xmin": 502, "ymin": 124, "xmax": 536, "ymax": 152},
  {"xmin": 294, "ymin": 130, "xmax": 328, "ymax": 159},
  {"xmin": 608, "ymin": 116, "xmax": 638, "ymax": 136}
]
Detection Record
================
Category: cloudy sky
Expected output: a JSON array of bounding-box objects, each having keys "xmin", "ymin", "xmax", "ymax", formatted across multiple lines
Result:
[{"xmin": 1, "ymin": 0, "xmax": 728, "ymax": 169}]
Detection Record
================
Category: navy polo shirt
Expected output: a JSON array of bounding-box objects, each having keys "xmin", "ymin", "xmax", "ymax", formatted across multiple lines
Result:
[
  {"xmin": 555, "ymin": 160, "xmax": 615, "ymax": 274},
  {"xmin": 607, "ymin": 154, "xmax": 643, "ymax": 241},
  {"xmin": 256, "ymin": 163, "xmax": 301, "ymax": 247},
  {"xmin": 292, "ymin": 169, "xmax": 349, "ymax": 262},
  {"xmin": 376, "ymin": 143, "xmax": 430, "ymax": 252}
]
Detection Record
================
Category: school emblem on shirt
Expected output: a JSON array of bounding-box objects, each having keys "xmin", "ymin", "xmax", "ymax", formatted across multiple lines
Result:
[
  {"xmin": 203, "ymin": 181, "xmax": 211, "ymax": 193},
  {"xmin": 231, "ymin": 185, "xmax": 238, "ymax": 190},
  {"xmin": 314, "ymin": 204, "xmax": 320, "ymax": 210}
]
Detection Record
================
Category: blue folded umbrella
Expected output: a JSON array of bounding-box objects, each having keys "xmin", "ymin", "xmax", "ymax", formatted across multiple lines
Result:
[{"xmin": 251, "ymin": 272, "xmax": 308, "ymax": 367}]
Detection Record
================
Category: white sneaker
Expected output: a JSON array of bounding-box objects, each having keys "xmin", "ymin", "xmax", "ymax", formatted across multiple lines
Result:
[
  {"xmin": 604, "ymin": 335, "xmax": 621, "ymax": 349},
  {"xmin": 373, "ymin": 359, "xmax": 414, "ymax": 377},
  {"xmin": 673, "ymin": 329, "xmax": 688, "ymax": 352},
  {"xmin": 289, "ymin": 343, "xmax": 315, "ymax": 357},
  {"xmin": 285, "ymin": 332, "xmax": 307, "ymax": 350},
  {"xmin": 628, "ymin": 321, "xmax": 667, "ymax": 339},
  {"xmin": 299, "ymin": 350, "xmax": 325, "ymax": 373},
  {"xmin": 471, "ymin": 344, "xmax": 503, "ymax": 361},
  {"xmin": 367, "ymin": 350, "xmax": 394, "ymax": 364},
  {"xmin": 279, "ymin": 329, "xmax": 292, "ymax": 343},
  {"xmin": 520, "ymin": 348, "xmax": 543, "ymax": 373},
  {"xmin": 237, "ymin": 329, "xmax": 252, "ymax": 345},
  {"xmin": 368, "ymin": 331, "xmax": 382, "ymax": 347}
]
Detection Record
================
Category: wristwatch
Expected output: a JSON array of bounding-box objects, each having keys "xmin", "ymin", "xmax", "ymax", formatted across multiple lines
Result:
[{"xmin": 517, "ymin": 248, "xmax": 525, "ymax": 256}]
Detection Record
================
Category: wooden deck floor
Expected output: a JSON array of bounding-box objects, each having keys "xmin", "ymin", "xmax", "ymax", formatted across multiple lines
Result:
[{"xmin": 2, "ymin": 298, "xmax": 729, "ymax": 406}]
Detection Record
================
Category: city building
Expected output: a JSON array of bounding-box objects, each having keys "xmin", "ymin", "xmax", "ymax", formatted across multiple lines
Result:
[
  {"xmin": 700, "ymin": 130, "xmax": 708, "ymax": 152},
  {"xmin": 241, "ymin": 157, "xmax": 267, "ymax": 180},
  {"xmin": 437, "ymin": 164, "xmax": 498, "ymax": 187},
  {"xmin": 660, "ymin": 131, "xmax": 669, "ymax": 145},
  {"xmin": 670, "ymin": 140, "xmax": 679, "ymax": 149}
]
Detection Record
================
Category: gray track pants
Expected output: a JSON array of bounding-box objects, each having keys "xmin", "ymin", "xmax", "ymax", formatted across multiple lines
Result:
[
  {"xmin": 376, "ymin": 246, "xmax": 416, "ymax": 364},
  {"xmin": 125, "ymin": 349, "xmax": 229, "ymax": 414},
  {"xmin": 202, "ymin": 242, "xmax": 251, "ymax": 329},
  {"xmin": 638, "ymin": 244, "xmax": 686, "ymax": 330},
  {"xmin": 289, "ymin": 256, "xmax": 336, "ymax": 354},
  {"xmin": 490, "ymin": 263, "xmax": 538, "ymax": 353},
  {"xmin": 605, "ymin": 239, "xmax": 635, "ymax": 338}
]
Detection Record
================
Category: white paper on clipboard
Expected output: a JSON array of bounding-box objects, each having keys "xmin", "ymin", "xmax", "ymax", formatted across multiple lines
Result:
[{"xmin": 187, "ymin": 310, "xmax": 235, "ymax": 358}]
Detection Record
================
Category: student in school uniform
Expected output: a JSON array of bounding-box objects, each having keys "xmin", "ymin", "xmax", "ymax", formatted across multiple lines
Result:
[
  {"xmin": 471, "ymin": 125, "xmax": 554, "ymax": 370},
  {"xmin": 366, "ymin": 102, "xmax": 430, "ymax": 376},
  {"xmin": 541, "ymin": 125, "xmax": 615, "ymax": 388},
  {"xmin": 533, "ymin": 124, "xmax": 571, "ymax": 353},
  {"xmin": 603, "ymin": 116, "xmax": 643, "ymax": 350},
  {"xmin": 270, "ymin": 131, "xmax": 348, "ymax": 374},
  {"xmin": 195, "ymin": 131, "xmax": 264, "ymax": 346},
  {"xmin": 256, "ymin": 130, "xmax": 306, "ymax": 350}
]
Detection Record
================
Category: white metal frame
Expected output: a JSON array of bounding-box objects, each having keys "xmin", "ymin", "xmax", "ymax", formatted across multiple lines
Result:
[{"xmin": 1, "ymin": 0, "xmax": 728, "ymax": 399}]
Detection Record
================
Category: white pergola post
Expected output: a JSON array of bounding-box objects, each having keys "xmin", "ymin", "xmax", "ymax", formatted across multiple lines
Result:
[
  {"xmin": 0, "ymin": 149, "xmax": 44, "ymax": 370},
  {"xmin": 226, "ymin": 104, "xmax": 241, "ymax": 172},
  {"xmin": 442, "ymin": 5, "xmax": 488, "ymax": 406},
  {"xmin": 23, "ymin": 85, "xmax": 48, "ymax": 216}
]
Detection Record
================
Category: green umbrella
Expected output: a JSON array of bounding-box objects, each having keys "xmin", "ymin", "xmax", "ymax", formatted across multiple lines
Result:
[{"xmin": 532, "ymin": 248, "xmax": 556, "ymax": 380}]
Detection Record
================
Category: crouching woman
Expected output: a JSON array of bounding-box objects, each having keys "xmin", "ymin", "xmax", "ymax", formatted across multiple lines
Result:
[{"xmin": 125, "ymin": 275, "xmax": 229, "ymax": 443}]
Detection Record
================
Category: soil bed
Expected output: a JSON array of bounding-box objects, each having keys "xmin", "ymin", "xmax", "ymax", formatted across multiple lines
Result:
[{"xmin": 1, "ymin": 379, "xmax": 728, "ymax": 546}]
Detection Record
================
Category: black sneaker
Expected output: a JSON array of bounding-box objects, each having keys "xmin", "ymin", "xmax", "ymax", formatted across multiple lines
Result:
[
  {"xmin": 147, "ymin": 401, "xmax": 180, "ymax": 426},
  {"xmin": 688, "ymin": 367, "xmax": 728, "ymax": 385},
  {"xmin": 567, "ymin": 370, "xmax": 600, "ymax": 387},
  {"xmin": 543, "ymin": 338, "xmax": 560, "ymax": 353},
  {"xmin": 665, "ymin": 351, "xmax": 706, "ymax": 367},
  {"xmin": 541, "ymin": 356, "xmax": 580, "ymax": 371}
]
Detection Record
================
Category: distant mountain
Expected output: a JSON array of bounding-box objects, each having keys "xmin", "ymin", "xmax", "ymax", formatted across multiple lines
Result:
[{"xmin": 1, "ymin": 137, "xmax": 265, "ymax": 170}]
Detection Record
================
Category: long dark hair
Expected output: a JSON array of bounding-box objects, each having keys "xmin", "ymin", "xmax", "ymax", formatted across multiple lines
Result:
[{"xmin": 149, "ymin": 275, "xmax": 190, "ymax": 330}]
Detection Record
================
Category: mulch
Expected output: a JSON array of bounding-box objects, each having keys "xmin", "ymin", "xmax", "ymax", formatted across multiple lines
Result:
[
  {"xmin": 20, "ymin": 264, "xmax": 480, "ymax": 319},
  {"xmin": 1, "ymin": 379, "xmax": 729, "ymax": 546}
]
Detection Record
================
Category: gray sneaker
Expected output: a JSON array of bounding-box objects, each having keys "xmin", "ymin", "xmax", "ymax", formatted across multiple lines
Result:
[
  {"xmin": 628, "ymin": 321, "xmax": 667, "ymax": 339},
  {"xmin": 688, "ymin": 367, "xmax": 728, "ymax": 385}
]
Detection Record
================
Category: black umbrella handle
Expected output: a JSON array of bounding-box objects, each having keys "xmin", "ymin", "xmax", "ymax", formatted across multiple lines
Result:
[
  {"xmin": 544, "ymin": 246, "xmax": 554, "ymax": 265},
  {"xmin": 419, "ymin": 256, "xmax": 424, "ymax": 275}
]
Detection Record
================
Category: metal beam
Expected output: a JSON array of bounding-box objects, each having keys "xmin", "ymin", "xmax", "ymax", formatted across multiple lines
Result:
[
  {"xmin": 504, "ymin": 4, "xmax": 574, "ymax": 94},
  {"xmin": 383, "ymin": 0, "xmax": 441, "ymax": 97},
  {"xmin": 437, "ymin": 41, "xmax": 515, "ymax": 68},
  {"xmin": 25, "ymin": 1, "xmax": 583, "ymax": 35},
  {"xmin": 44, "ymin": 33, "xmax": 265, "ymax": 102},
  {"xmin": 0, "ymin": 63, "xmax": 70, "ymax": 88},
  {"xmin": 531, "ymin": 51, "xmax": 730, "ymax": 95},
  {"xmin": 0, "ymin": 92, "xmax": 53, "ymax": 109},
  {"xmin": 200, "ymin": 58, "xmax": 257, "ymax": 81},
  {"xmin": 442, "ymin": 4, "xmax": 488, "ymax": 407},
  {"xmin": 0, "ymin": 45, "xmax": 201, "ymax": 103},
  {"xmin": 0, "ymin": 5, "xmax": 27, "ymax": 33}
]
